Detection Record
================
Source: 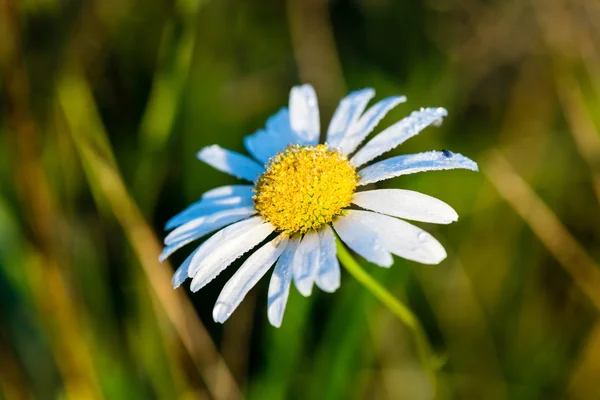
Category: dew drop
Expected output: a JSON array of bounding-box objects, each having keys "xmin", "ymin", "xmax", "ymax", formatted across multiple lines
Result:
[{"xmin": 418, "ymin": 232, "xmax": 430, "ymax": 243}]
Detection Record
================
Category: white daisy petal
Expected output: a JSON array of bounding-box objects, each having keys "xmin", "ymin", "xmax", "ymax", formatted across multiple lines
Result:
[
  {"xmin": 351, "ymin": 107, "xmax": 448, "ymax": 167},
  {"xmin": 186, "ymin": 216, "xmax": 264, "ymax": 279},
  {"xmin": 268, "ymin": 236, "xmax": 300, "ymax": 328},
  {"xmin": 172, "ymin": 247, "xmax": 199, "ymax": 288},
  {"xmin": 161, "ymin": 209, "xmax": 256, "ymax": 262},
  {"xmin": 165, "ymin": 195, "xmax": 254, "ymax": 230},
  {"xmin": 293, "ymin": 231, "xmax": 320, "ymax": 297},
  {"xmin": 197, "ymin": 145, "xmax": 264, "ymax": 182},
  {"xmin": 357, "ymin": 150, "xmax": 478, "ymax": 186},
  {"xmin": 352, "ymin": 189, "xmax": 458, "ymax": 224},
  {"xmin": 337, "ymin": 95, "xmax": 406, "ymax": 155},
  {"xmin": 202, "ymin": 184, "xmax": 254, "ymax": 200},
  {"xmin": 326, "ymin": 88, "xmax": 375, "ymax": 148},
  {"xmin": 164, "ymin": 206, "xmax": 256, "ymax": 248},
  {"xmin": 345, "ymin": 210, "xmax": 447, "ymax": 264},
  {"xmin": 333, "ymin": 215, "xmax": 393, "ymax": 267},
  {"xmin": 213, "ymin": 235, "xmax": 289, "ymax": 324},
  {"xmin": 315, "ymin": 225, "xmax": 340, "ymax": 293},
  {"xmin": 189, "ymin": 220, "xmax": 275, "ymax": 292},
  {"xmin": 289, "ymin": 84, "xmax": 320, "ymax": 145},
  {"xmin": 244, "ymin": 108, "xmax": 302, "ymax": 163}
]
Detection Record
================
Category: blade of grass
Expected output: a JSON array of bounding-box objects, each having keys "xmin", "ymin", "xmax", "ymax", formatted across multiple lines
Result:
[
  {"xmin": 483, "ymin": 149, "xmax": 600, "ymax": 312},
  {"xmin": 56, "ymin": 68, "xmax": 243, "ymax": 400},
  {"xmin": 3, "ymin": 10, "xmax": 103, "ymax": 391},
  {"xmin": 567, "ymin": 322, "xmax": 600, "ymax": 398},
  {"xmin": 554, "ymin": 73, "xmax": 600, "ymax": 204},
  {"xmin": 535, "ymin": 0, "xmax": 600, "ymax": 204},
  {"xmin": 133, "ymin": 0, "xmax": 206, "ymax": 212}
]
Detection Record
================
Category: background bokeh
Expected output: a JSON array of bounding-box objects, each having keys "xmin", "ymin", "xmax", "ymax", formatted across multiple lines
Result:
[{"xmin": 2, "ymin": 0, "xmax": 600, "ymax": 398}]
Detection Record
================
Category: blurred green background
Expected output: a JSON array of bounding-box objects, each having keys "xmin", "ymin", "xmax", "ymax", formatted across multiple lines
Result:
[{"xmin": 2, "ymin": 0, "xmax": 600, "ymax": 399}]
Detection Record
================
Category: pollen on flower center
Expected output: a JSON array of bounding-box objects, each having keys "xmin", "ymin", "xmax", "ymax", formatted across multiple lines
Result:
[{"xmin": 254, "ymin": 144, "xmax": 358, "ymax": 235}]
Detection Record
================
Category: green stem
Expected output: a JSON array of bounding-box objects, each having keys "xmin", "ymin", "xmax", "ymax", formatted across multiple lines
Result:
[{"xmin": 335, "ymin": 239, "xmax": 438, "ymax": 395}]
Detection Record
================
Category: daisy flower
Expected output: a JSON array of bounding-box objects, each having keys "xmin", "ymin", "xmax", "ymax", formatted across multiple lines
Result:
[{"xmin": 161, "ymin": 84, "xmax": 477, "ymax": 327}]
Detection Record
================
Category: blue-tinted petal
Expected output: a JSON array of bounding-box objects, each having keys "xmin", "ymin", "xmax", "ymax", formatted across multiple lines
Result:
[
  {"xmin": 160, "ymin": 207, "xmax": 256, "ymax": 262},
  {"xmin": 189, "ymin": 219, "xmax": 274, "ymax": 292},
  {"xmin": 268, "ymin": 236, "xmax": 300, "ymax": 327},
  {"xmin": 197, "ymin": 145, "xmax": 264, "ymax": 182},
  {"xmin": 337, "ymin": 95, "xmax": 406, "ymax": 155},
  {"xmin": 358, "ymin": 150, "xmax": 478, "ymax": 186},
  {"xmin": 165, "ymin": 195, "xmax": 254, "ymax": 230},
  {"xmin": 244, "ymin": 108, "xmax": 303, "ymax": 164},
  {"xmin": 202, "ymin": 184, "xmax": 254, "ymax": 200},
  {"xmin": 213, "ymin": 235, "xmax": 288, "ymax": 323},
  {"xmin": 171, "ymin": 247, "xmax": 199, "ymax": 288},
  {"xmin": 326, "ymin": 88, "xmax": 375, "ymax": 148},
  {"xmin": 165, "ymin": 206, "xmax": 255, "ymax": 246},
  {"xmin": 292, "ymin": 231, "xmax": 320, "ymax": 297},
  {"xmin": 315, "ymin": 225, "xmax": 340, "ymax": 293},
  {"xmin": 351, "ymin": 107, "xmax": 448, "ymax": 167}
]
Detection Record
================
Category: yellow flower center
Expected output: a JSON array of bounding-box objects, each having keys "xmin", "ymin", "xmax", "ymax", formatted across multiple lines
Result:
[{"xmin": 254, "ymin": 144, "xmax": 358, "ymax": 235}]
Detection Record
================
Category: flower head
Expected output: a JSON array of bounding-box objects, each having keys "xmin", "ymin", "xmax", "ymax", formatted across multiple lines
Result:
[
  {"xmin": 254, "ymin": 144, "xmax": 358, "ymax": 234},
  {"xmin": 161, "ymin": 85, "xmax": 478, "ymax": 327}
]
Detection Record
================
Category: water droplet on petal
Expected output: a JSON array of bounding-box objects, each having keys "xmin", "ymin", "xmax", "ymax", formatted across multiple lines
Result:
[{"xmin": 418, "ymin": 232, "xmax": 430, "ymax": 243}]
